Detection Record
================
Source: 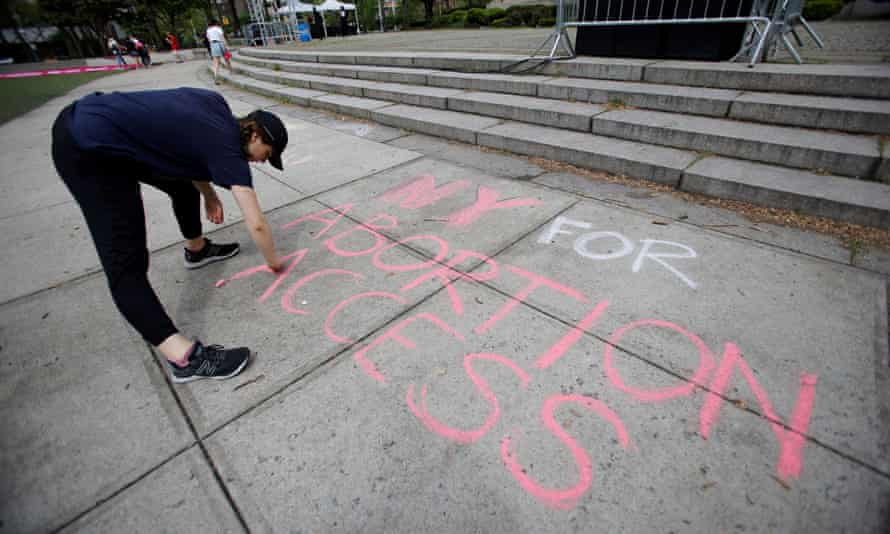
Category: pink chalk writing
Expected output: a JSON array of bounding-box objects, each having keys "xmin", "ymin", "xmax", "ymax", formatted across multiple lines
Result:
[
  {"xmin": 400, "ymin": 250, "xmax": 500, "ymax": 316},
  {"xmin": 324, "ymin": 214, "xmax": 398, "ymax": 257},
  {"xmin": 223, "ymin": 248, "xmax": 308, "ymax": 302},
  {"xmin": 603, "ymin": 319, "xmax": 716, "ymax": 403},
  {"xmin": 380, "ymin": 175, "xmax": 470, "ymax": 209},
  {"xmin": 406, "ymin": 353, "xmax": 530, "ymax": 444},
  {"xmin": 216, "ymin": 177, "xmax": 821, "ymax": 508},
  {"xmin": 535, "ymin": 301, "xmax": 610, "ymax": 370},
  {"xmin": 325, "ymin": 291, "xmax": 408, "ymax": 344},
  {"xmin": 371, "ymin": 235, "xmax": 450, "ymax": 273},
  {"xmin": 353, "ymin": 312, "xmax": 465, "ymax": 383},
  {"xmin": 280, "ymin": 204, "xmax": 353, "ymax": 234},
  {"xmin": 699, "ymin": 343, "xmax": 817, "ymax": 479},
  {"xmin": 501, "ymin": 394, "xmax": 633, "ymax": 509},
  {"xmin": 446, "ymin": 186, "xmax": 542, "ymax": 227},
  {"xmin": 281, "ymin": 269, "xmax": 364, "ymax": 315},
  {"xmin": 474, "ymin": 265, "xmax": 587, "ymax": 335}
]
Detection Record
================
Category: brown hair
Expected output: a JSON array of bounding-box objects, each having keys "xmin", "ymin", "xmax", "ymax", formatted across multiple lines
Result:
[{"xmin": 236, "ymin": 116, "xmax": 273, "ymax": 156}]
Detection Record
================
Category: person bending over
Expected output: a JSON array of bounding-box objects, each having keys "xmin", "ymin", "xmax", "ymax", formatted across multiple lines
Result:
[{"xmin": 52, "ymin": 87, "xmax": 288, "ymax": 383}]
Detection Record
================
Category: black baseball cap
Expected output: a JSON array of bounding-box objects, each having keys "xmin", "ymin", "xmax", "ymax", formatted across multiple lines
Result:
[{"xmin": 248, "ymin": 110, "xmax": 288, "ymax": 170}]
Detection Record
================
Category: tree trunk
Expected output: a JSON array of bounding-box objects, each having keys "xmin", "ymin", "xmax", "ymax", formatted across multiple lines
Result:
[
  {"xmin": 423, "ymin": 0, "xmax": 434, "ymax": 24},
  {"xmin": 5, "ymin": 5, "xmax": 40, "ymax": 61},
  {"xmin": 227, "ymin": 0, "xmax": 240, "ymax": 31},
  {"xmin": 63, "ymin": 26, "xmax": 84, "ymax": 58}
]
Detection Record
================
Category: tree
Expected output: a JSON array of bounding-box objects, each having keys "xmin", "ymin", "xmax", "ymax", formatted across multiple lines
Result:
[
  {"xmin": 2, "ymin": 0, "xmax": 41, "ymax": 61},
  {"xmin": 152, "ymin": 0, "xmax": 204, "ymax": 36},
  {"xmin": 38, "ymin": 0, "xmax": 130, "ymax": 55},
  {"xmin": 421, "ymin": 0, "xmax": 435, "ymax": 25}
]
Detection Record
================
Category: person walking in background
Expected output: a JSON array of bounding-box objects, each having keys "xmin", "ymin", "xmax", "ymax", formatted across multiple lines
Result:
[
  {"xmin": 128, "ymin": 35, "xmax": 150, "ymax": 67},
  {"xmin": 311, "ymin": 7, "xmax": 325, "ymax": 40},
  {"xmin": 340, "ymin": 6, "xmax": 349, "ymax": 37},
  {"xmin": 126, "ymin": 35, "xmax": 141, "ymax": 66},
  {"xmin": 51, "ymin": 88, "xmax": 290, "ymax": 383},
  {"xmin": 165, "ymin": 32, "xmax": 183, "ymax": 63},
  {"xmin": 206, "ymin": 20, "xmax": 231, "ymax": 84},
  {"xmin": 107, "ymin": 36, "xmax": 127, "ymax": 69}
]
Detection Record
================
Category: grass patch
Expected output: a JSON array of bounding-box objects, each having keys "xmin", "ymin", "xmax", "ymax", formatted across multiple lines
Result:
[
  {"xmin": 605, "ymin": 97, "xmax": 628, "ymax": 110},
  {"xmin": 0, "ymin": 70, "xmax": 119, "ymax": 126},
  {"xmin": 842, "ymin": 237, "xmax": 866, "ymax": 264}
]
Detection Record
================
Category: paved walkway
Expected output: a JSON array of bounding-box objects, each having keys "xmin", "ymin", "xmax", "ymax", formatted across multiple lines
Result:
[
  {"xmin": 291, "ymin": 20, "xmax": 890, "ymax": 63},
  {"xmin": 1, "ymin": 57, "xmax": 888, "ymax": 532}
]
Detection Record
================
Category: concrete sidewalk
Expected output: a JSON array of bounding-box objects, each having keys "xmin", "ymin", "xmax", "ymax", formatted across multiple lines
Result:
[{"xmin": 1, "ymin": 59, "xmax": 888, "ymax": 533}]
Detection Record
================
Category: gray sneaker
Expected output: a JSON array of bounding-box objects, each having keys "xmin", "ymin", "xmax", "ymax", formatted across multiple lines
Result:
[
  {"xmin": 168, "ymin": 341, "xmax": 250, "ymax": 383},
  {"xmin": 184, "ymin": 239, "xmax": 239, "ymax": 269}
]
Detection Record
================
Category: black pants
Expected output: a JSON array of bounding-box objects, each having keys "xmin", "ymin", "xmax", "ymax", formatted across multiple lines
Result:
[{"xmin": 51, "ymin": 105, "xmax": 202, "ymax": 346}]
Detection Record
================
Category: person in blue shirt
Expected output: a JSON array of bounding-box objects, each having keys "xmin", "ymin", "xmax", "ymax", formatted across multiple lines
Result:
[{"xmin": 51, "ymin": 87, "xmax": 288, "ymax": 383}]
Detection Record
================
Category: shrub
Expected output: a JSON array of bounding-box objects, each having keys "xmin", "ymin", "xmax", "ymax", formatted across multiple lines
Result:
[
  {"xmin": 490, "ymin": 16, "xmax": 512, "ymax": 27},
  {"xmin": 539, "ymin": 16, "xmax": 555, "ymax": 26},
  {"xmin": 504, "ymin": 5, "xmax": 555, "ymax": 26},
  {"xmin": 467, "ymin": 8, "xmax": 487, "ymax": 25},
  {"xmin": 431, "ymin": 14, "xmax": 449, "ymax": 27},
  {"xmin": 449, "ymin": 9, "xmax": 468, "ymax": 24},
  {"xmin": 802, "ymin": 0, "xmax": 843, "ymax": 20},
  {"xmin": 482, "ymin": 7, "xmax": 506, "ymax": 24}
]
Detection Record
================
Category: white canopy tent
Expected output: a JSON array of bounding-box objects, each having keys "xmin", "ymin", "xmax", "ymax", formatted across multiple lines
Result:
[
  {"xmin": 277, "ymin": 1, "xmax": 317, "ymax": 15},
  {"xmin": 277, "ymin": 1, "xmax": 360, "ymax": 37},
  {"xmin": 318, "ymin": 0, "xmax": 356, "ymax": 11},
  {"xmin": 277, "ymin": 0, "xmax": 356, "ymax": 15}
]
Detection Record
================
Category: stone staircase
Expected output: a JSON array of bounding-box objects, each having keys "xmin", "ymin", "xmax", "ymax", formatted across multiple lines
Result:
[{"xmin": 218, "ymin": 47, "xmax": 890, "ymax": 229}]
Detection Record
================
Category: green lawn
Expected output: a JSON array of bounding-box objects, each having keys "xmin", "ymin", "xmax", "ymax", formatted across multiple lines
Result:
[{"xmin": 0, "ymin": 70, "xmax": 119, "ymax": 126}]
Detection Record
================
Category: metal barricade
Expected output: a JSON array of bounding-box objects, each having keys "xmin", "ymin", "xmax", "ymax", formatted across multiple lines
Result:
[
  {"xmin": 534, "ymin": 0, "xmax": 822, "ymax": 66},
  {"xmin": 767, "ymin": 0, "xmax": 825, "ymax": 64},
  {"xmin": 245, "ymin": 0, "xmax": 298, "ymax": 47}
]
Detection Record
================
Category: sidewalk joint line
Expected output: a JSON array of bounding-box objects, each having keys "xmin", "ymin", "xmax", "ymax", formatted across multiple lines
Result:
[
  {"xmin": 145, "ymin": 340, "xmax": 252, "ymax": 533},
  {"xmin": 49, "ymin": 443, "xmax": 196, "ymax": 533},
  {"xmin": 531, "ymin": 177, "xmax": 890, "ymax": 279},
  {"xmin": 313, "ymin": 195, "xmax": 890, "ymax": 480}
]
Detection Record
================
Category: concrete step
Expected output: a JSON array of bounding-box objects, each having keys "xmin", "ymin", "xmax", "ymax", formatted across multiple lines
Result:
[
  {"xmin": 592, "ymin": 109, "xmax": 882, "ymax": 179},
  {"xmin": 238, "ymin": 48, "xmax": 890, "ymax": 98},
  {"xmin": 216, "ymin": 69, "xmax": 890, "ymax": 229},
  {"xmin": 683, "ymin": 157, "xmax": 890, "ymax": 229},
  {"xmin": 447, "ymin": 92, "xmax": 604, "ymax": 132},
  {"xmin": 537, "ymin": 77, "xmax": 741, "ymax": 118},
  {"xmin": 728, "ymin": 91, "xmax": 890, "ymax": 136},
  {"xmin": 235, "ymin": 53, "xmax": 556, "ymax": 100},
  {"xmin": 643, "ymin": 61, "xmax": 890, "ymax": 99},
  {"xmin": 232, "ymin": 62, "xmax": 462, "ymax": 108},
  {"xmin": 232, "ymin": 61, "xmax": 887, "ymax": 181},
  {"xmin": 233, "ymin": 52, "xmax": 890, "ymax": 136},
  {"xmin": 477, "ymin": 120, "xmax": 698, "ymax": 186}
]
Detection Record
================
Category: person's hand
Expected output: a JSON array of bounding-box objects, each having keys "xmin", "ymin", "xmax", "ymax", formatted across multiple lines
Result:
[
  {"xmin": 267, "ymin": 257, "xmax": 285, "ymax": 272},
  {"xmin": 205, "ymin": 196, "xmax": 224, "ymax": 224}
]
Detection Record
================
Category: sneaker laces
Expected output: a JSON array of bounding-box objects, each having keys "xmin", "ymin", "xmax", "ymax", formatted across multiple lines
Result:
[{"xmin": 201, "ymin": 344, "xmax": 227, "ymax": 363}]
